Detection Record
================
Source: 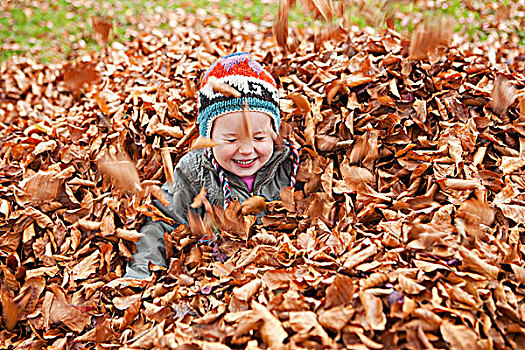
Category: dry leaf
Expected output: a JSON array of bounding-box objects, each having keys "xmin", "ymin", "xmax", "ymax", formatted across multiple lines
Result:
[
  {"xmin": 207, "ymin": 76, "xmax": 241, "ymax": 98},
  {"xmin": 241, "ymin": 196, "xmax": 267, "ymax": 215},
  {"xmin": 190, "ymin": 136, "xmax": 220, "ymax": 150},
  {"xmin": 409, "ymin": 17, "xmax": 454, "ymax": 60},
  {"xmin": 274, "ymin": 0, "xmax": 289, "ymax": 53},
  {"xmin": 489, "ymin": 76, "xmax": 516, "ymax": 115},
  {"xmin": 440, "ymin": 321, "xmax": 478, "ymax": 350},
  {"xmin": 359, "ymin": 291, "xmax": 387, "ymax": 331},
  {"xmin": 63, "ymin": 62, "xmax": 100, "ymax": 92},
  {"xmin": 251, "ymin": 301, "xmax": 288, "ymax": 349},
  {"xmin": 97, "ymin": 152, "xmax": 142, "ymax": 194},
  {"xmin": 1, "ymin": 282, "xmax": 19, "ymax": 331},
  {"xmin": 324, "ymin": 274, "xmax": 355, "ymax": 309},
  {"xmin": 91, "ymin": 16, "xmax": 112, "ymax": 46}
]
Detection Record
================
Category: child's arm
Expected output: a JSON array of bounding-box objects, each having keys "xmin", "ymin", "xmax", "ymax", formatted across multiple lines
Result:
[{"xmin": 124, "ymin": 152, "xmax": 201, "ymax": 278}]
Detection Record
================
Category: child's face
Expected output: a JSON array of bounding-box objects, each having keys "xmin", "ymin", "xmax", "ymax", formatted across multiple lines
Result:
[{"xmin": 211, "ymin": 111, "xmax": 275, "ymax": 178}]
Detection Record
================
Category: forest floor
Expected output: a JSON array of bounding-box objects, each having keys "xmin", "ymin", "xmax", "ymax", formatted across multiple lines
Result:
[{"xmin": 1, "ymin": 1, "xmax": 525, "ymax": 349}]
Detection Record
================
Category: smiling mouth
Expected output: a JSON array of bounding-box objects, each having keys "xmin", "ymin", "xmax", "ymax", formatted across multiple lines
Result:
[{"xmin": 233, "ymin": 158, "xmax": 257, "ymax": 166}]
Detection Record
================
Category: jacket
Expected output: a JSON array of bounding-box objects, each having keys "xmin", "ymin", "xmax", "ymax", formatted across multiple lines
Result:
[{"xmin": 125, "ymin": 144, "xmax": 294, "ymax": 278}]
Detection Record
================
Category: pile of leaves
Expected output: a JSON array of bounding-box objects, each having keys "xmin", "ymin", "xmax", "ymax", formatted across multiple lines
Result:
[{"xmin": 2, "ymin": 6, "xmax": 525, "ymax": 350}]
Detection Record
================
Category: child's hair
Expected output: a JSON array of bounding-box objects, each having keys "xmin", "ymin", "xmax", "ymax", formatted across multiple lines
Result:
[{"xmin": 197, "ymin": 52, "xmax": 281, "ymax": 138}]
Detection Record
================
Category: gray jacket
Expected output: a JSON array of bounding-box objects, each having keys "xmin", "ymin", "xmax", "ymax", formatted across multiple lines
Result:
[{"xmin": 125, "ymin": 145, "xmax": 294, "ymax": 278}]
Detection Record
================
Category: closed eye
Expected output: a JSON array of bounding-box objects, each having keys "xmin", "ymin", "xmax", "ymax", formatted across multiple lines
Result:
[
  {"xmin": 254, "ymin": 136, "xmax": 266, "ymax": 141},
  {"xmin": 226, "ymin": 139, "xmax": 237, "ymax": 143}
]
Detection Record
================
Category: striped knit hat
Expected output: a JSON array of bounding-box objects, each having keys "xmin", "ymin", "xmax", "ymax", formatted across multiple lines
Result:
[{"xmin": 197, "ymin": 53, "xmax": 280, "ymax": 138}]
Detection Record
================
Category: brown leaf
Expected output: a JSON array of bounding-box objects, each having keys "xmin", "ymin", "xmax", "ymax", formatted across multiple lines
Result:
[
  {"xmin": 14, "ymin": 277, "xmax": 46, "ymax": 320},
  {"xmin": 498, "ymin": 204, "xmax": 525, "ymax": 224},
  {"xmin": 489, "ymin": 76, "xmax": 516, "ymax": 115},
  {"xmin": 91, "ymin": 16, "xmax": 112, "ymax": 46},
  {"xmin": 206, "ymin": 76, "xmax": 241, "ymax": 98},
  {"xmin": 458, "ymin": 246, "xmax": 499, "ymax": 279},
  {"xmin": 71, "ymin": 250, "xmax": 100, "ymax": 281},
  {"xmin": 241, "ymin": 196, "xmax": 267, "ymax": 215},
  {"xmin": 152, "ymin": 124, "xmax": 184, "ymax": 138},
  {"xmin": 359, "ymin": 291, "xmax": 386, "ymax": 331},
  {"xmin": 318, "ymin": 305, "xmax": 354, "ymax": 331},
  {"xmin": 251, "ymin": 301, "xmax": 288, "ymax": 349},
  {"xmin": 23, "ymin": 207, "xmax": 53, "ymax": 228},
  {"xmin": 500, "ymin": 156, "xmax": 525, "ymax": 175},
  {"xmin": 343, "ymin": 244, "xmax": 378, "ymax": 269},
  {"xmin": 63, "ymin": 62, "xmax": 100, "ymax": 92},
  {"xmin": 77, "ymin": 218, "xmax": 102, "ymax": 231},
  {"xmin": 147, "ymin": 184, "xmax": 170, "ymax": 207},
  {"xmin": 190, "ymin": 136, "xmax": 219, "ymax": 150},
  {"xmin": 93, "ymin": 91, "xmax": 109, "ymax": 115},
  {"xmin": 97, "ymin": 152, "xmax": 142, "ymax": 194},
  {"xmin": 1, "ymin": 282, "xmax": 19, "ymax": 331},
  {"xmin": 242, "ymin": 107, "xmax": 253, "ymax": 140},
  {"xmin": 440, "ymin": 321, "xmax": 478, "ymax": 350},
  {"xmin": 113, "ymin": 294, "xmax": 142, "ymax": 311},
  {"xmin": 288, "ymin": 92, "xmax": 311, "ymax": 113},
  {"xmin": 311, "ymin": 0, "xmax": 333, "ymax": 21},
  {"xmin": 360, "ymin": 273, "xmax": 389, "ymax": 289},
  {"xmin": 408, "ymin": 17, "xmax": 454, "ymax": 60},
  {"xmin": 398, "ymin": 275, "xmax": 425, "ymax": 295},
  {"xmin": 43, "ymin": 285, "xmax": 91, "ymax": 333},
  {"xmin": 160, "ymin": 146, "xmax": 175, "ymax": 185},
  {"xmin": 274, "ymin": 0, "xmax": 289, "ymax": 53},
  {"xmin": 262, "ymin": 269, "xmax": 296, "ymax": 290},
  {"xmin": 324, "ymin": 274, "xmax": 355, "ymax": 309},
  {"xmin": 22, "ymin": 170, "xmax": 62, "ymax": 202},
  {"xmin": 232, "ymin": 279, "xmax": 262, "ymax": 302}
]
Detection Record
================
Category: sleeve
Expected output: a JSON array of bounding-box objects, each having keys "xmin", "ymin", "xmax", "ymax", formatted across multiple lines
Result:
[
  {"xmin": 124, "ymin": 220, "xmax": 174, "ymax": 279},
  {"xmin": 124, "ymin": 153, "xmax": 201, "ymax": 279}
]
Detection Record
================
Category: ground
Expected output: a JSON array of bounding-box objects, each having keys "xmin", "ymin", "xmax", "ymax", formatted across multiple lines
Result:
[{"xmin": 1, "ymin": 1, "xmax": 525, "ymax": 349}]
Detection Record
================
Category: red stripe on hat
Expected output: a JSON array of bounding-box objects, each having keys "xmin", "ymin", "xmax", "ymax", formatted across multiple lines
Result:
[{"xmin": 202, "ymin": 61, "xmax": 276, "ymax": 87}]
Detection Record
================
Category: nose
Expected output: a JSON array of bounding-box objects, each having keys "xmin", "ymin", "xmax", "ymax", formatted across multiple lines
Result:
[{"xmin": 238, "ymin": 140, "xmax": 255, "ymax": 155}]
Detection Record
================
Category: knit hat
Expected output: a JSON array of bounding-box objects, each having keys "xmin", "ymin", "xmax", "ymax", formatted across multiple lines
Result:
[{"xmin": 197, "ymin": 53, "xmax": 280, "ymax": 138}]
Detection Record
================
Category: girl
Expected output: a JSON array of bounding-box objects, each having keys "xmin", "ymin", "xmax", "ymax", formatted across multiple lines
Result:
[{"xmin": 125, "ymin": 53, "xmax": 299, "ymax": 278}]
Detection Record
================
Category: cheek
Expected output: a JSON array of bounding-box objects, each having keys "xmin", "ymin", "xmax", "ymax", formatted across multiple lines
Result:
[
  {"xmin": 256, "ymin": 141, "xmax": 274, "ymax": 158},
  {"xmin": 214, "ymin": 144, "xmax": 236, "ymax": 162}
]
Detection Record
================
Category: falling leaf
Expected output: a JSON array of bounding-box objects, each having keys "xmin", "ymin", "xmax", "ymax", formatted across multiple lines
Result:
[
  {"xmin": 489, "ymin": 76, "xmax": 516, "ymax": 115},
  {"xmin": 241, "ymin": 196, "xmax": 266, "ymax": 215},
  {"xmin": 274, "ymin": 0, "xmax": 289, "ymax": 53},
  {"xmin": 91, "ymin": 16, "xmax": 112, "ymax": 47},
  {"xmin": 206, "ymin": 76, "xmax": 241, "ymax": 98},
  {"xmin": 97, "ymin": 151, "xmax": 142, "ymax": 194},
  {"xmin": 190, "ymin": 136, "xmax": 220, "ymax": 150},
  {"xmin": 63, "ymin": 62, "xmax": 100, "ymax": 92},
  {"xmin": 409, "ymin": 17, "xmax": 454, "ymax": 60}
]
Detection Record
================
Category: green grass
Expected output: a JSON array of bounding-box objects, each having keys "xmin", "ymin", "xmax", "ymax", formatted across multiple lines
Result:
[
  {"xmin": 1, "ymin": 0, "xmax": 523, "ymax": 63},
  {"xmin": 0, "ymin": 0, "xmax": 290, "ymax": 62}
]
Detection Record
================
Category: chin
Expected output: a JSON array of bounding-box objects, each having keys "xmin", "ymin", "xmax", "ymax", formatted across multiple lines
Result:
[{"xmin": 231, "ymin": 163, "xmax": 260, "ymax": 177}]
